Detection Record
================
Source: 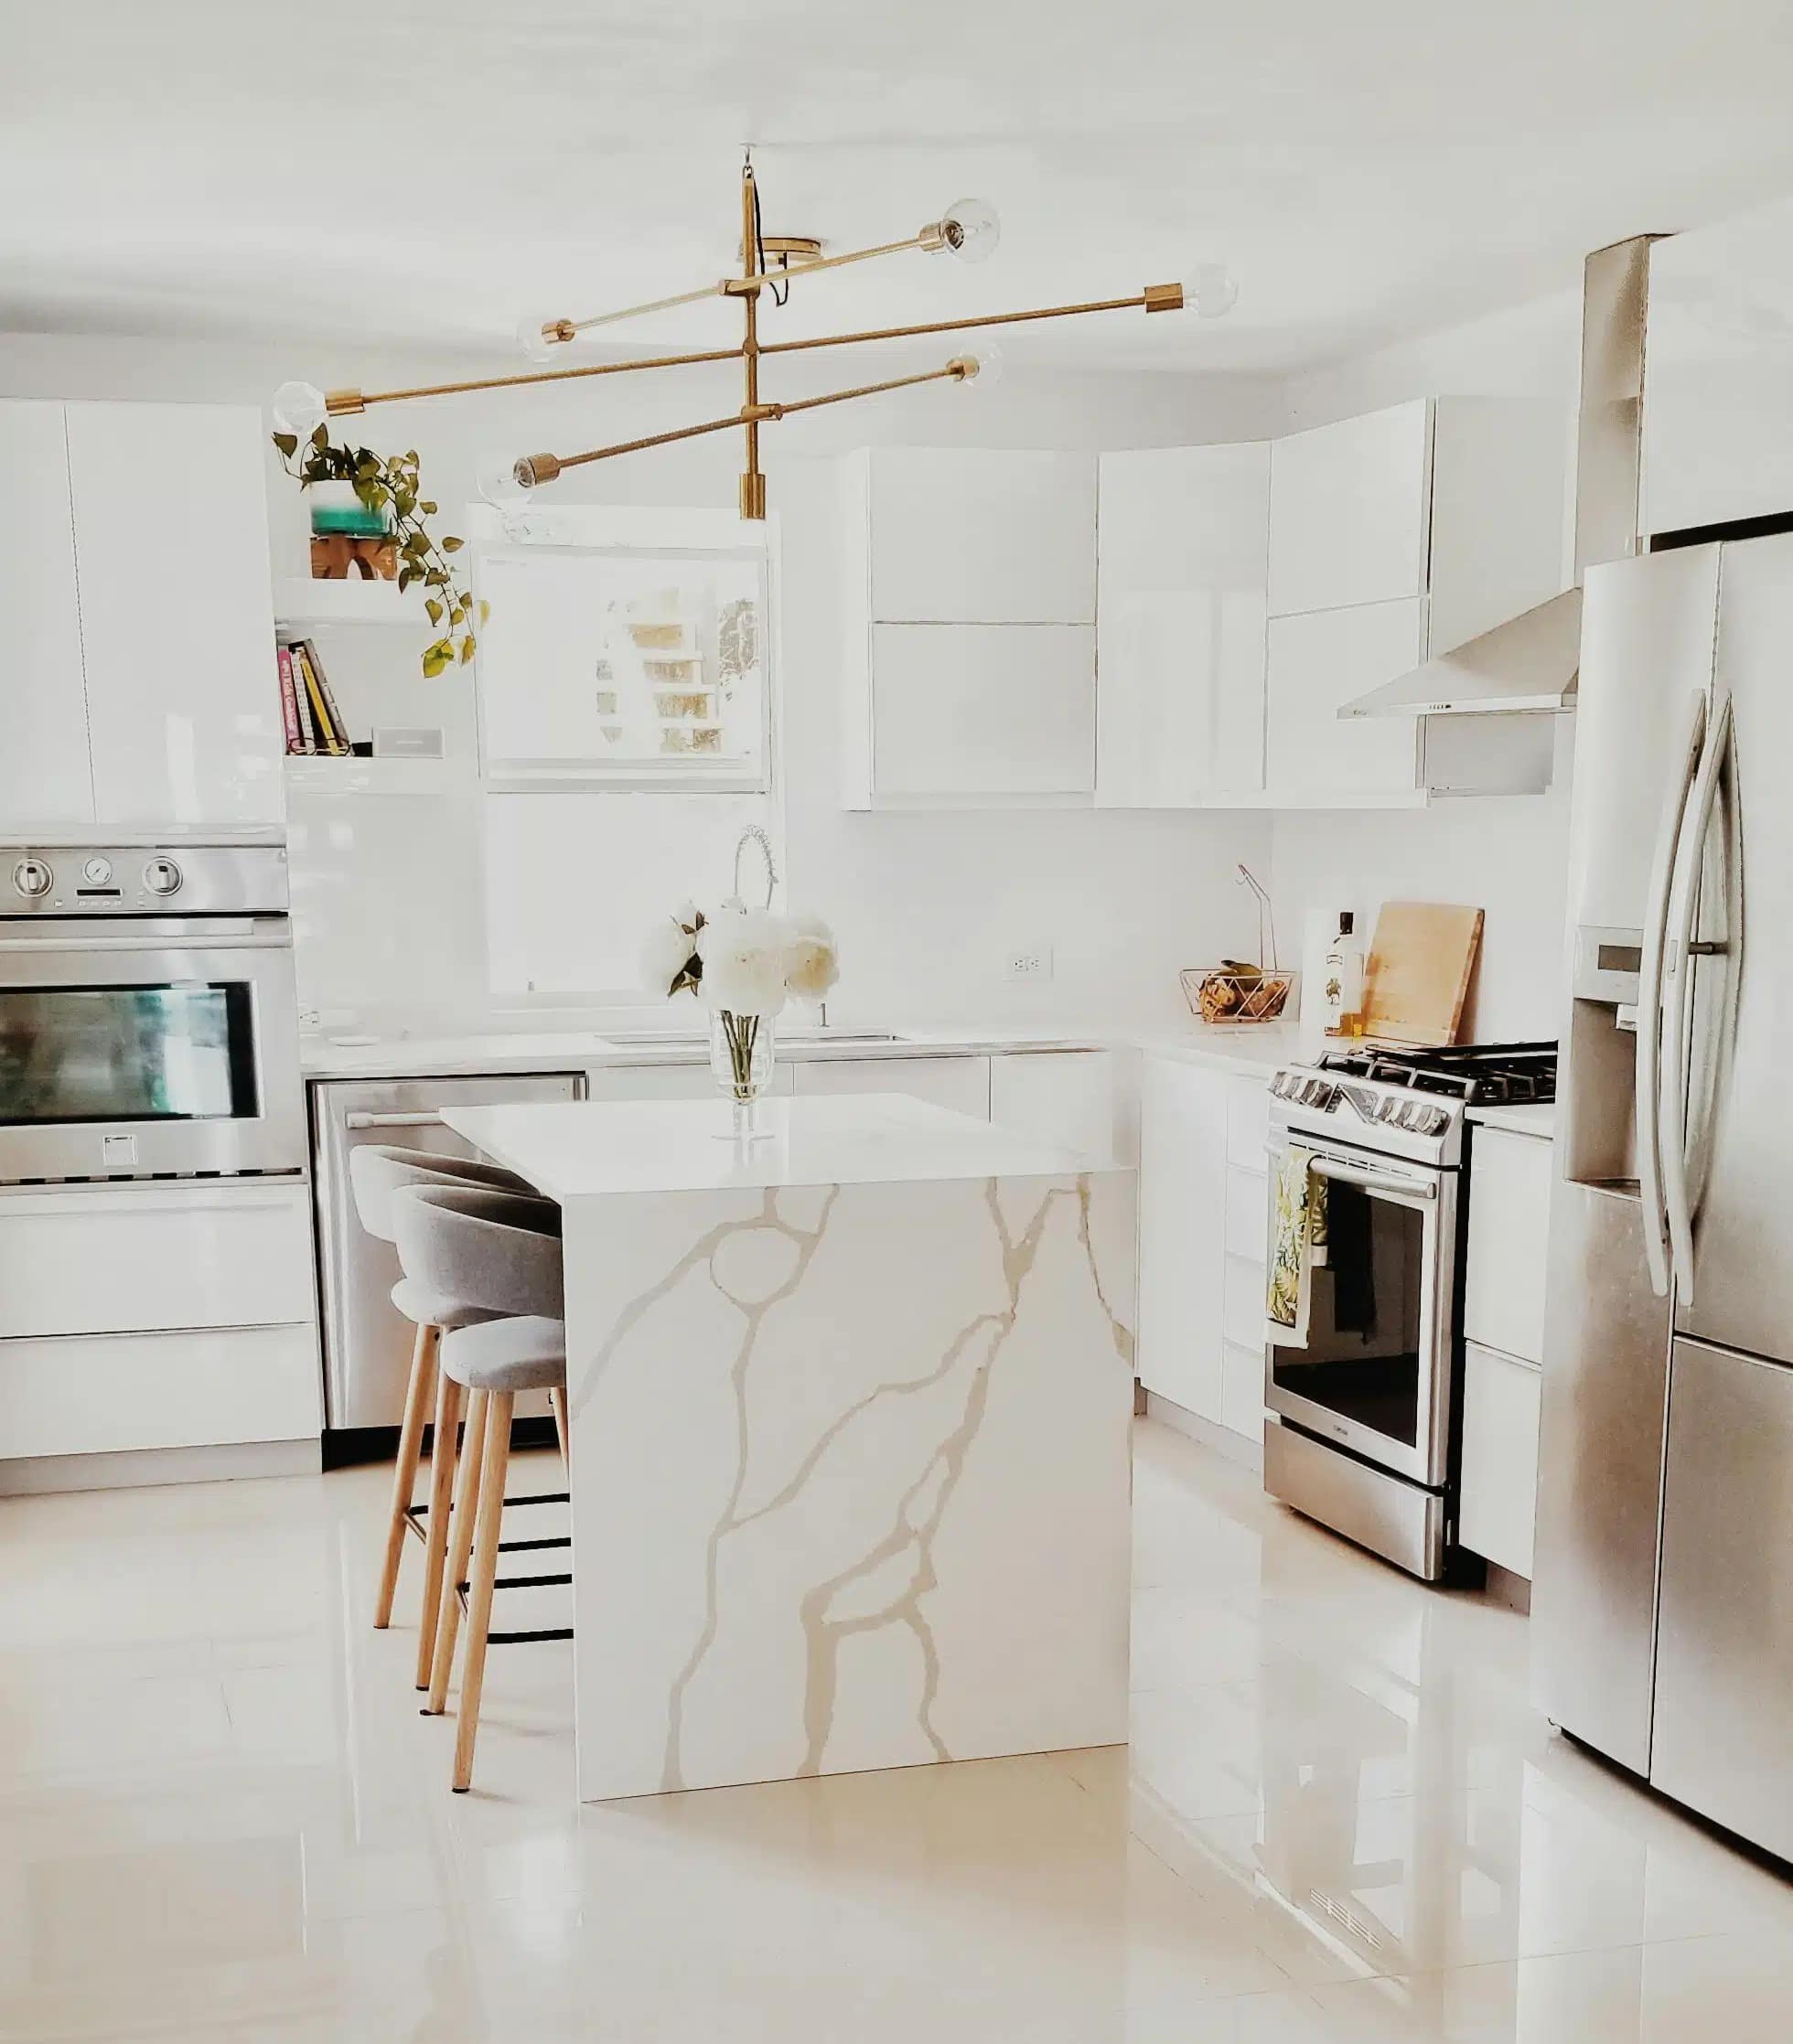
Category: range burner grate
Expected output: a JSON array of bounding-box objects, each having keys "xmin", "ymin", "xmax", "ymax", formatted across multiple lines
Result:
[{"xmin": 1315, "ymin": 1040, "xmax": 1558, "ymax": 1105}]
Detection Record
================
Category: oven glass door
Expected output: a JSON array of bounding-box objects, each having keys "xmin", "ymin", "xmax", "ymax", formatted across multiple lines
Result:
[
  {"xmin": 1265, "ymin": 1145, "xmax": 1453, "ymax": 1485},
  {"xmin": 0, "ymin": 983, "xmax": 260, "ymax": 1126}
]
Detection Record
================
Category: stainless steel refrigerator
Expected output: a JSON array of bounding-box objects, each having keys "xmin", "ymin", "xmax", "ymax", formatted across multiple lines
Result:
[{"xmin": 1534, "ymin": 532, "xmax": 1792, "ymax": 1862}]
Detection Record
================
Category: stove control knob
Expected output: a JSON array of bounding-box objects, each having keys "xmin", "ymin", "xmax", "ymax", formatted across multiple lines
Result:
[
  {"xmin": 81, "ymin": 855, "xmax": 113, "ymax": 886},
  {"xmin": 143, "ymin": 858, "xmax": 183, "ymax": 897},
  {"xmin": 12, "ymin": 858, "xmax": 52, "ymax": 898}
]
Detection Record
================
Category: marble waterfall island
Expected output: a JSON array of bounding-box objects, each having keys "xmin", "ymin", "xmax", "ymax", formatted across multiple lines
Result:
[{"xmin": 444, "ymin": 1092, "xmax": 1137, "ymax": 1803}]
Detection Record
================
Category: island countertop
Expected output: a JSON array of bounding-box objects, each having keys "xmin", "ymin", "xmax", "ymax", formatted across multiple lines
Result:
[{"xmin": 441, "ymin": 1091, "xmax": 1111, "ymax": 1202}]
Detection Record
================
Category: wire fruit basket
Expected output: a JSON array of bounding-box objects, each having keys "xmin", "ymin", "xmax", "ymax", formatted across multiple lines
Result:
[{"xmin": 1181, "ymin": 864, "xmax": 1294, "ymax": 1025}]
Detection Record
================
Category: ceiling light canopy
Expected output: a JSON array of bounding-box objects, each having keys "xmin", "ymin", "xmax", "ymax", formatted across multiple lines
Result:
[{"xmin": 280, "ymin": 164, "xmax": 1231, "ymax": 521}]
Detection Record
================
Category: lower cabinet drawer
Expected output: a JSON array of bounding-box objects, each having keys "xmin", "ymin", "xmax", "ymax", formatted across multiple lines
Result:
[
  {"xmin": 0, "ymin": 1183, "xmax": 316, "ymax": 1339},
  {"xmin": 0, "ymin": 1323, "xmax": 323, "ymax": 1460},
  {"xmin": 1222, "ymin": 1250, "xmax": 1265, "ymax": 1350},
  {"xmin": 1458, "ymin": 1340, "xmax": 1541, "ymax": 1578},
  {"xmin": 1221, "ymin": 1337, "xmax": 1267, "ymax": 1442}
]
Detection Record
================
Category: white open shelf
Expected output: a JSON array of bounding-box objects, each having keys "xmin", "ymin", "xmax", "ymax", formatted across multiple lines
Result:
[
  {"xmin": 283, "ymin": 754, "xmax": 467, "ymax": 797},
  {"xmin": 274, "ymin": 576, "xmax": 430, "ymax": 629}
]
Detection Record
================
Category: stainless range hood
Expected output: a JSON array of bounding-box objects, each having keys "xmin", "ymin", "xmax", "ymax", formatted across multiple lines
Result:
[{"xmin": 1343, "ymin": 235, "xmax": 1657, "ymax": 724}]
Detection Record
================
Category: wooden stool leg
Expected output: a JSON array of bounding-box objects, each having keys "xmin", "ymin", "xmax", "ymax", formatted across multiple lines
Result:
[
  {"xmin": 425, "ymin": 1386, "xmax": 489, "ymax": 1715},
  {"xmin": 549, "ymin": 1386, "xmax": 569, "ymax": 1469},
  {"xmin": 375, "ymin": 1322, "xmax": 437, "ymax": 1629},
  {"xmin": 453, "ymin": 1389, "xmax": 514, "ymax": 1793},
  {"xmin": 414, "ymin": 1369, "xmax": 464, "ymax": 1689}
]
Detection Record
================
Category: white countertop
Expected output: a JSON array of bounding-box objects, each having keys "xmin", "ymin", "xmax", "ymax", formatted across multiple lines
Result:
[
  {"xmin": 1466, "ymin": 1101, "xmax": 1556, "ymax": 1140},
  {"xmin": 442, "ymin": 1092, "xmax": 1107, "ymax": 1200},
  {"xmin": 301, "ymin": 1015, "xmax": 1305, "ymax": 1083}
]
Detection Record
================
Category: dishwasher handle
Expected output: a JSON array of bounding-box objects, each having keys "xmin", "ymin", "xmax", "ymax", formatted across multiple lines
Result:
[{"xmin": 345, "ymin": 1110, "xmax": 446, "ymax": 1131}]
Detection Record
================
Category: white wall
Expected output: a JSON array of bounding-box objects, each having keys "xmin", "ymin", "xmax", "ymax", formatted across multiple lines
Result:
[
  {"xmin": 0, "ymin": 331, "xmax": 1282, "ymax": 1027},
  {"xmin": 1271, "ymin": 287, "xmax": 1584, "ymax": 1042}
]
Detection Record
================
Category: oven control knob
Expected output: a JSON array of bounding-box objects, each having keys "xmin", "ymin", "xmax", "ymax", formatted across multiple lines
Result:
[
  {"xmin": 12, "ymin": 858, "xmax": 52, "ymax": 898},
  {"xmin": 143, "ymin": 858, "xmax": 182, "ymax": 896}
]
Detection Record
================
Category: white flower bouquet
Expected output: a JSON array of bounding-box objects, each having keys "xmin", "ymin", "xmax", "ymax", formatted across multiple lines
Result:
[{"xmin": 642, "ymin": 897, "xmax": 840, "ymax": 1103}]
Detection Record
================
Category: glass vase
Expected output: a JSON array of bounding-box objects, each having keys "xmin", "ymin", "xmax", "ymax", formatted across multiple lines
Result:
[{"xmin": 709, "ymin": 1009, "xmax": 775, "ymax": 1106}]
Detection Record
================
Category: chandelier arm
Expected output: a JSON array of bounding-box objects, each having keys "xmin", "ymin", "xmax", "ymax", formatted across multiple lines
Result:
[
  {"xmin": 565, "ymin": 281, "xmax": 730, "ymax": 334},
  {"xmin": 757, "ymin": 288, "xmax": 1174, "ymax": 359},
  {"xmin": 324, "ymin": 344, "xmax": 747, "ymax": 417},
  {"xmin": 537, "ymin": 361, "xmax": 968, "ymax": 477},
  {"xmin": 723, "ymin": 232, "xmax": 935, "ymax": 295}
]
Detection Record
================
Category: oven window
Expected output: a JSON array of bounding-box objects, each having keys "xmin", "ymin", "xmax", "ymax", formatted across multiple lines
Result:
[
  {"xmin": 0, "ymin": 985, "xmax": 259, "ymax": 1125},
  {"xmin": 1271, "ymin": 1180, "xmax": 1425, "ymax": 1448}
]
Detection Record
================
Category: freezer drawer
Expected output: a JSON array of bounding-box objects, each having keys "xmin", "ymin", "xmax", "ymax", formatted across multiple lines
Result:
[
  {"xmin": 314, "ymin": 1071, "xmax": 582, "ymax": 1429},
  {"xmin": 1650, "ymin": 1336, "xmax": 1793, "ymax": 1862}
]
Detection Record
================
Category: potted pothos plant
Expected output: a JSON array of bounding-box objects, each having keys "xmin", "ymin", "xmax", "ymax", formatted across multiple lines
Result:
[{"xmin": 272, "ymin": 426, "xmax": 488, "ymax": 677}]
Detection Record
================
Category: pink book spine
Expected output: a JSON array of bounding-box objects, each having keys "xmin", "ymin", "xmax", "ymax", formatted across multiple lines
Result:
[{"xmin": 275, "ymin": 647, "xmax": 303, "ymax": 754}]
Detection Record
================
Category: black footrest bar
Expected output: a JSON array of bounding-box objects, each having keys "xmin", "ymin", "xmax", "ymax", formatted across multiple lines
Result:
[
  {"xmin": 498, "ymin": 1535, "xmax": 572, "ymax": 1554},
  {"xmin": 487, "ymin": 1626, "xmax": 575, "ymax": 1645}
]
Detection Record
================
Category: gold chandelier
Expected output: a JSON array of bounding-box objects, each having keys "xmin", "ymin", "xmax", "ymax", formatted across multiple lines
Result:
[{"xmin": 273, "ymin": 162, "xmax": 1235, "ymax": 521}]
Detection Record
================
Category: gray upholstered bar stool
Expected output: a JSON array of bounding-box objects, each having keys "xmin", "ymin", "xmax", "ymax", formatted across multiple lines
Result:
[
  {"xmin": 391, "ymin": 1182, "xmax": 569, "ymax": 1793},
  {"xmin": 348, "ymin": 1144, "xmax": 536, "ymax": 1682}
]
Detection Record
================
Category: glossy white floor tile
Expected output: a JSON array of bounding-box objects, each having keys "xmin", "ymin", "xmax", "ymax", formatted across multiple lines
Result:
[{"xmin": 0, "ymin": 1418, "xmax": 1787, "ymax": 2041}]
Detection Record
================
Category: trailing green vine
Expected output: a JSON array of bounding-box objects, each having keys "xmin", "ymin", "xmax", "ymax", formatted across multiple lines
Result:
[{"xmin": 272, "ymin": 426, "xmax": 488, "ymax": 677}]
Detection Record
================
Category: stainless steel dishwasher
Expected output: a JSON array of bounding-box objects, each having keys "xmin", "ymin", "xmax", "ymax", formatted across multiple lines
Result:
[{"xmin": 311, "ymin": 1071, "xmax": 583, "ymax": 1432}]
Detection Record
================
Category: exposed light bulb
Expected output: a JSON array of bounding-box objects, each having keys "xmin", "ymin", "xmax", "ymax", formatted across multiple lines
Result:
[
  {"xmin": 939, "ymin": 198, "xmax": 1001, "ymax": 265},
  {"xmin": 1182, "ymin": 262, "xmax": 1240, "ymax": 319},
  {"xmin": 477, "ymin": 454, "xmax": 534, "ymax": 506},
  {"xmin": 271, "ymin": 380, "xmax": 327, "ymax": 438},
  {"xmin": 951, "ymin": 338, "xmax": 1004, "ymax": 389},
  {"xmin": 515, "ymin": 310, "xmax": 575, "ymax": 363}
]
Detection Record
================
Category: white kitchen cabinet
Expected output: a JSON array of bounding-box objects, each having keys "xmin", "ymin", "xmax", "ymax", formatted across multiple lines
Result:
[
  {"xmin": 1135, "ymin": 1057, "xmax": 1229, "ymax": 1423},
  {"xmin": 988, "ymin": 1049, "xmax": 1136, "ymax": 1165},
  {"xmin": 792, "ymin": 1055, "xmax": 989, "ymax": 1116},
  {"xmin": 0, "ymin": 402, "xmax": 94, "ymax": 830},
  {"xmin": 1642, "ymin": 203, "xmax": 1793, "ymax": 537},
  {"xmin": 859, "ymin": 448, "xmax": 1095, "ymax": 626},
  {"xmin": 64, "ymin": 402, "xmax": 284, "ymax": 830},
  {"xmin": 1464, "ymin": 1125, "xmax": 1553, "ymax": 1365},
  {"xmin": 585, "ymin": 1063, "xmax": 789, "ymax": 1101},
  {"xmin": 1263, "ymin": 599, "xmax": 1425, "ymax": 802},
  {"xmin": 860, "ymin": 622, "xmax": 1095, "ymax": 801},
  {"xmin": 1269, "ymin": 400, "xmax": 1432, "ymax": 618},
  {"xmin": 1459, "ymin": 1342, "xmax": 1541, "ymax": 1578},
  {"xmin": 842, "ymin": 448, "xmax": 1098, "ymax": 808},
  {"xmin": 1095, "ymin": 444, "xmax": 1270, "ymax": 806}
]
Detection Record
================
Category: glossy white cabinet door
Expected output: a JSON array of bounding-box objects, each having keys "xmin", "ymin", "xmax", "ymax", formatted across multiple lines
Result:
[
  {"xmin": 1458, "ymin": 1341, "xmax": 1541, "ymax": 1578},
  {"xmin": 988, "ymin": 1049, "xmax": 1135, "ymax": 1165},
  {"xmin": 1135, "ymin": 1056, "xmax": 1227, "ymax": 1423},
  {"xmin": 1269, "ymin": 400, "xmax": 1430, "ymax": 617},
  {"xmin": 1643, "ymin": 202, "xmax": 1793, "ymax": 536},
  {"xmin": 0, "ymin": 402, "xmax": 95, "ymax": 829},
  {"xmin": 1464, "ymin": 1127, "xmax": 1553, "ymax": 1364},
  {"xmin": 1263, "ymin": 598, "xmax": 1424, "ymax": 801},
  {"xmin": 791, "ymin": 1055, "xmax": 990, "ymax": 1117},
  {"xmin": 864, "ymin": 449, "xmax": 1096, "ymax": 625},
  {"xmin": 1096, "ymin": 444, "xmax": 1271, "ymax": 805},
  {"xmin": 65, "ymin": 402, "xmax": 285, "ymax": 829},
  {"xmin": 868, "ymin": 623, "xmax": 1096, "ymax": 798}
]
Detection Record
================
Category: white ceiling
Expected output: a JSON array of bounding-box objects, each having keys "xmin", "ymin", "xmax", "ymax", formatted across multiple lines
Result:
[{"xmin": 8, "ymin": 0, "xmax": 1793, "ymax": 375}]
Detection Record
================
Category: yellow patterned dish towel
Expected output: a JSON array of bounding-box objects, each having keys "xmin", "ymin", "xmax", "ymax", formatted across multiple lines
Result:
[{"xmin": 1267, "ymin": 1147, "xmax": 1327, "ymax": 1348}]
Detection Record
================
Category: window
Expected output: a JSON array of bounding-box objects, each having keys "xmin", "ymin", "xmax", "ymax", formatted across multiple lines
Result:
[{"xmin": 472, "ymin": 507, "xmax": 769, "ymax": 789}]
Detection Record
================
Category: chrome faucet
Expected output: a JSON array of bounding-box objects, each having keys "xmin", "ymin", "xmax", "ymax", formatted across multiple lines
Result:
[{"xmin": 732, "ymin": 825, "xmax": 778, "ymax": 909}]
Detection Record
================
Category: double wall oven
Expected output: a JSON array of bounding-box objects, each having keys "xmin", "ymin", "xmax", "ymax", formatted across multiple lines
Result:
[
  {"xmin": 0, "ymin": 842, "xmax": 305, "ymax": 1183},
  {"xmin": 1262, "ymin": 1043, "xmax": 1555, "ymax": 1580}
]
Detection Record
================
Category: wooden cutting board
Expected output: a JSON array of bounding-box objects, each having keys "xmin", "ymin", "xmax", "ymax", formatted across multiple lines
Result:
[{"xmin": 1362, "ymin": 901, "xmax": 1485, "ymax": 1045}]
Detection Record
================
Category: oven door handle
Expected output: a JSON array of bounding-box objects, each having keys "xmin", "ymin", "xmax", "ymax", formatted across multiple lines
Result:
[
  {"xmin": 1265, "ymin": 1143, "xmax": 1437, "ymax": 1202},
  {"xmin": 0, "ymin": 923, "xmax": 283, "ymax": 952},
  {"xmin": 344, "ymin": 1111, "xmax": 446, "ymax": 1131}
]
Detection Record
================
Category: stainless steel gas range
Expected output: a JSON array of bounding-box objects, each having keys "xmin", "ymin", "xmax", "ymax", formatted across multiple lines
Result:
[{"xmin": 1262, "ymin": 1042, "xmax": 1556, "ymax": 1581}]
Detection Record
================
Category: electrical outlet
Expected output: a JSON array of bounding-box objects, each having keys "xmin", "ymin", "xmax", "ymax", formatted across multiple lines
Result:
[{"xmin": 1004, "ymin": 946, "xmax": 1054, "ymax": 981}]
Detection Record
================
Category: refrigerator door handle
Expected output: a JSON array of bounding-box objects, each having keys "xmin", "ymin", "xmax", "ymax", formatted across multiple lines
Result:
[
  {"xmin": 1659, "ymin": 691, "xmax": 1733, "ymax": 1305},
  {"xmin": 1637, "ymin": 689, "xmax": 1708, "ymax": 1299}
]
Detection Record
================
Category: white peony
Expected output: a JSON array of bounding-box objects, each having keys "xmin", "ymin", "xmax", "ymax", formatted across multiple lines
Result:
[
  {"xmin": 695, "ymin": 906, "xmax": 790, "ymax": 1018},
  {"xmin": 641, "ymin": 915, "xmax": 699, "ymax": 998},
  {"xmin": 782, "ymin": 914, "xmax": 840, "ymax": 1000}
]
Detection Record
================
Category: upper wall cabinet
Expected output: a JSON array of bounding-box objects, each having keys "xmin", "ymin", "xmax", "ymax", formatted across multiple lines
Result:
[
  {"xmin": 1268, "ymin": 400, "xmax": 1432, "ymax": 617},
  {"xmin": 0, "ymin": 401, "xmax": 284, "ymax": 836},
  {"xmin": 1642, "ymin": 204, "xmax": 1793, "ymax": 538},
  {"xmin": 1095, "ymin": 444, "xmax": 1270, "ymax": 807},
  {"xmin": 842, "ymin": 448, "xmax": 1097, "ymax": 808}
]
